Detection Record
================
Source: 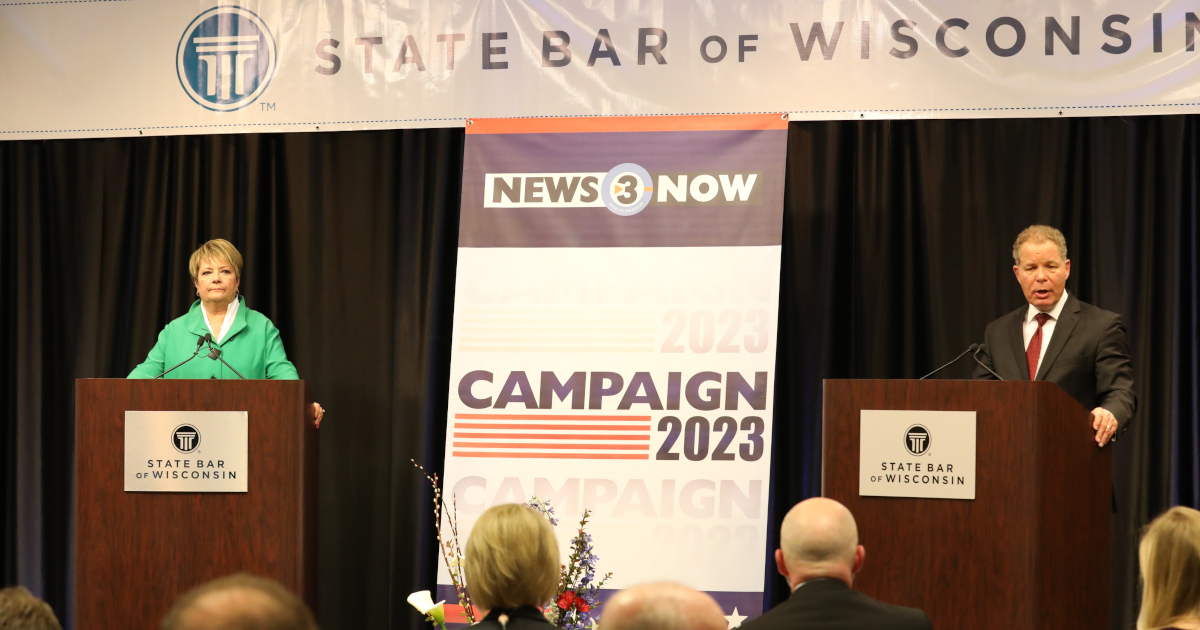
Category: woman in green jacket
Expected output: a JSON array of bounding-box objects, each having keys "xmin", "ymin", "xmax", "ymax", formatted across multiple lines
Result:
[{"xmin": 128, "ymin": 239, "xmax": 324, "ymax": 426}]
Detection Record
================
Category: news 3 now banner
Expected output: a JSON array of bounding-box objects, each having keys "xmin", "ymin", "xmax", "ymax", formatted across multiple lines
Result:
[
  {"xmin": 436, "ymin": 114, "xmax": 788, "ymax": 624},
  {"xmin": 4, "ymin": 1, "xmax": 1200, "ymax": 140}
]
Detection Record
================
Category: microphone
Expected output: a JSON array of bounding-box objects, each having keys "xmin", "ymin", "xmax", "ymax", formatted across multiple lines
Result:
[
  {"xmin": 154, "ymin": 334, "xmax": 208, "ymax": 379},
  {"xmin": 919, "ymin": 344, "xmax": 979, "ymax": 380},
  {"xmin": 204, "ymin": 336, "xmax": 247, "ymax": 380},
  {"xmin": 973, "ymin": 344, "xmax": 1004, "ymax": 380}
]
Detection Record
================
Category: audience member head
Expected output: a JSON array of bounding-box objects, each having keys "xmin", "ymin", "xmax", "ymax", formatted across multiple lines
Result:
[
  {"xmin": 1137, "ymin": 506, "xmax": 1200, "ymax": 630},
  {"xmin": 774, "ymin": 497, "xmax": 865, "ymax": 590},
  {"xmin": 599, "ymin": 582, "xmax": 726, "ymax": 630},
  {"xmin": 160, "ymin": 573, "xmax": 318, "ymax": 630},
  {"xmin": 0, "ymin": 586, "xmax": 62, "ymax": 630},
  {"xmin": 464, "ymin": 503, "xmax": 560, "ymax": 614}
]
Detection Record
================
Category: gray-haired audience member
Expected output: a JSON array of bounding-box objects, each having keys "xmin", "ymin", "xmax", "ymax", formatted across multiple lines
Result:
[
  {"xmin": 0, "ymin": 586, "xmax": 62, "ymax": 630},
  {"xmin": 600, "ymin": 582, "xmax": 726, "ymax": 630},
  {"xmin": 739, "ymin": 498, "xmax": 933, "ymax": 630},
  {"xmin": 160, "ymin": 573, "xmax": 318, "ymax": 630}
]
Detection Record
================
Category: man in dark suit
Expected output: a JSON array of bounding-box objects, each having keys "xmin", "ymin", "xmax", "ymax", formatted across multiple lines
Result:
[
  {"xmin": 739, "ymin": 498, "xmax": 932, "ymax": 630},
  {"xmin": 974, "ymin": 225, "xmax": 1136, "ymax": 447}
]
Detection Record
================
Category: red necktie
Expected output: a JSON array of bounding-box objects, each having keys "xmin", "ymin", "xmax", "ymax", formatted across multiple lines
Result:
[{"xmin": 1027, "ymin": 312, "xmax": 1051, "ymax": 380}]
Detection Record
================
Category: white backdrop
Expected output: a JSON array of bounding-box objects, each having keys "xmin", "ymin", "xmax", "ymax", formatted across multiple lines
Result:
[{"xmin": 4, "ymin": 0, "xmax": 1200, "ymax": 139}]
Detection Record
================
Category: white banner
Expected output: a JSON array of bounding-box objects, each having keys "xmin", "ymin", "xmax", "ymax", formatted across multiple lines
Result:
[
  {"xmin": 437, "ymin": 114, "xmax": 788, "ymax": 623},
  {"xmin": 4, "ymin": 1, "xmax": 1200, "ymax": 139}
]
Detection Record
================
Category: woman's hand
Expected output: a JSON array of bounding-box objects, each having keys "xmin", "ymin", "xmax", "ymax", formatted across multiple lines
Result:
[{"xmin": 312, "ymin": 402, "xmax": 325, "ymax": 429}]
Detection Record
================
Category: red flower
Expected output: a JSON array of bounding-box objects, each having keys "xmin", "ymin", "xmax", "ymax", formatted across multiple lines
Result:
[
  {"xmin": 557, "ymin": 591, "xmax": 576, "ymax": 610},
  {"xmin": 574, "ymin": 596, "xmax": 590, "ymax": 613}
]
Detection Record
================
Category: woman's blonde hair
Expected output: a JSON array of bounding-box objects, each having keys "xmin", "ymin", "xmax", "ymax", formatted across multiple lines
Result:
[
  {"xmin": 1138, "ymin": 506, "xmax": 1200, "ymax": 630},
  {"xmin": 464, "ymin": 504, "xmax": 560, "ymax": 612},
  {"xmin": 188, "ymin": 239, "xmax": 243, "ymax": 281}
]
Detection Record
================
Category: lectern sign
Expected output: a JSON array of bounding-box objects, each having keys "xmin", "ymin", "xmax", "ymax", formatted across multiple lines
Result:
[
  {"xmin": 859, "ymin": 410, "xmax": 976, "ymax": 500},
  {"xmin": 124, "ymin": 411, "xmax": 248, "ymax": 492}
]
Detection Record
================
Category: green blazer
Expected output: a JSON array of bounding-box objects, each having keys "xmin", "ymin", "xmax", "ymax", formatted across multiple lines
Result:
[{"xmin": 128, "ymin": 296, "xmax": 299, "ymax": 380}]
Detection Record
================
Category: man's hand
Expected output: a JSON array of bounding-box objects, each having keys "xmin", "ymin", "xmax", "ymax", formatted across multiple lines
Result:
[{"xmin": 1092, "ymin": 407, "xmax": 1117, "ymax": 447}]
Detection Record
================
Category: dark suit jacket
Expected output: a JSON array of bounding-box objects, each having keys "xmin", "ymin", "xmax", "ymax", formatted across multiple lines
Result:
[
  {"xmin": 974, "ymin": 293, "xmax": 1136, "ymax": 433},
  {"xmin": 740, "ymin": 578, "xmax": 932, "ymax": 630}
]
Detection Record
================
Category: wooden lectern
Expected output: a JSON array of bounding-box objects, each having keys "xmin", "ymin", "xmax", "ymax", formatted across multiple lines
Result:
[
  {"xmin": 823, "ymin": 379, "xmax": 1110, "ymax": 630},
  {"xmin": 74, "ymin": 379, "xmax": 317, "ymax": 629}
]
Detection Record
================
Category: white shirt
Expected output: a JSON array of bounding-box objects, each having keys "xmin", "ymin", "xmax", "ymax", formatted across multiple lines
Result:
[
  {"xmin": 1022, "ymin": 290, "xmax": 1069, "ymax": 378},
  {"xmin": 201, "ymin": 298, "xmax": 240, "ymax": 344}
]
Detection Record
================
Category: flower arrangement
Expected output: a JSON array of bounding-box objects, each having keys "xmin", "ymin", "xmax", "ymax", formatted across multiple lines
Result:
[
  {"xmin": 528, "ymin": 501, "xmax": 612, "ymax": 630},
  {"xmin": 408, "ymin": 461, "xmax": 612, "ymax": 629}
]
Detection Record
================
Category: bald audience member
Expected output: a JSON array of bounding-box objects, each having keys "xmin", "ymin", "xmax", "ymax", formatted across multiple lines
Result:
[
  {"xmin": 600, "ymin": 582, "xmax": 726, "ymax": 630},
  {"xmin": 740, "ymin": 498, "xmax": 932, "ymax": 630},
  {"xmin": 161, "ymin": 573, "xmax": 318, "ymax": 630},
  {"xmin": 0, "ymin": 586, "xmax": 62, "ymax": 630}
]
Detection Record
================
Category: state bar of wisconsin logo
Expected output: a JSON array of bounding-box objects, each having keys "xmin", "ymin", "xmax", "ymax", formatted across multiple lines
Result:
[
  {"xmin": 905, "ymin": 424, "xmax": 931, "ymax": 456},
  {"xmin": 172, "ymin": 424, "xmax": 201, "ymax": 453},
  {"xmin": 177, "ymin": 6, "xmax": 277, "ymax": 112}
]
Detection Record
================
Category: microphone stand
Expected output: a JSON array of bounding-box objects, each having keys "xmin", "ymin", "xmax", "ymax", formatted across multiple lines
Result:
[
  {"xmin": 972, "ymin": 345, "xmax": 1004, "ymax": 380},
  {"xmin": 155, "ymin": 335, "xmax": 208, "ymax": 379},
  {"xmin": 918, "ymin": 344, "xmax": 978, "ymax": 380},
  {"xmin": 205, "ymin": 341, "xmax": 247, "ymax": 380}
]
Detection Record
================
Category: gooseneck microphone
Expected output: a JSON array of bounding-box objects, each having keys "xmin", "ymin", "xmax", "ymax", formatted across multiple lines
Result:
[
  {"xmin": 972, "ymin": 344, "xmax": 1004, "ymax": 380},
  {"xmin": 204, "ymin": 337, "xmax": 247, "ymax": 380},
  {"xmin": 154, "ymin": 334, "xmax": 209, "ymax": 379},
  {"xmin": 918, "ymin": 344, "xmax": 980, "ymax": 380}
]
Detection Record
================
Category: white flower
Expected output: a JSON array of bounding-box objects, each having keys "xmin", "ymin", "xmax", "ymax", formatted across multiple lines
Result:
[{"xmin": 407, "ymin": 591, "xmax": 447, "ymax": 628}]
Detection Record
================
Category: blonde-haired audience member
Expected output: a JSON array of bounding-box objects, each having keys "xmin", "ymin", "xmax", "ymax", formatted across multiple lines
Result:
[
  {"xmin": 1138, "ymin": 506, "xmax": 1200, "ymax": 630},
  {"xmin": 160, "ymin": 573, "xmax": 318, "ymax": 630},
  {"xmin": 600, "ymin": 582, "xmax": 726, "ymax": 630},
  {"xmin": 464, "ymin": 503, "xmax": 560, "ymax": 629},
  {"xmin": 0, "ymin": 586, "xmax": 62, "ymax": 630}
]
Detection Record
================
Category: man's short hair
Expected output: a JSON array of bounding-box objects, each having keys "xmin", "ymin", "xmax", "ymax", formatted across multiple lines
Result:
[
  {"xmin": 1012, "ymin": 225, "xmax": 1068, "ymax": 264},
  {"xmin": 464, "ymin": 503, "xmax": 560, "ymax": 612},
  {"xmin": 0, "ymin": 586, "xmax": 62, "ymax": 630},
  {"xmin": 160, "ymin": 573, "xmax": 318, "ymax": 630}
]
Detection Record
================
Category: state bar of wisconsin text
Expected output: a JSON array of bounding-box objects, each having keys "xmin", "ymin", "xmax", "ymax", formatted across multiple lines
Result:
[{"xmin": 313, "ymin": 11, "xmax": 1200, "ymax": 76}]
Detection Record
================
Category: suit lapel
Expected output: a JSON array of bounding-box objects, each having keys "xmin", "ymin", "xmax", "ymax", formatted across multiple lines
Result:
[
  {"xmin": 1007, "ymin": 307, "xmax": 1028, "ymax": 380},
  {"xmin": 1035, "ymin": 294, "xmax": 1080, "ymax": 381}
]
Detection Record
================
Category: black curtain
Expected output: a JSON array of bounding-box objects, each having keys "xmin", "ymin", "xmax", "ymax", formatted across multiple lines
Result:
[
  {"xmin": 0, "ymin": 130, "xmax": 466, "ymax": 629},
  {"xmin": 2, "ymin": 117, "xmax": 1196, "ymax": 630}
]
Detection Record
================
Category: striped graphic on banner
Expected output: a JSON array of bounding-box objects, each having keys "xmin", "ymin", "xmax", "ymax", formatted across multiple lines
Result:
[{"xmin": 451, "ymin": 413, "xmax": 651, "ymax": 460}]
